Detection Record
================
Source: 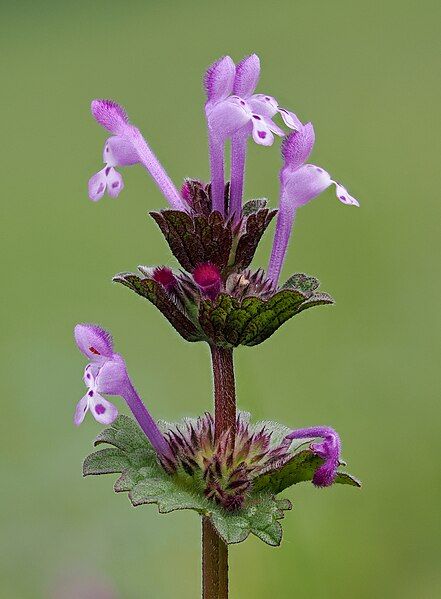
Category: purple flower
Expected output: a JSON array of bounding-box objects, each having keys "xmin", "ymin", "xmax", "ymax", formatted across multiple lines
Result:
[
  {"xmin": 204, "ymin": 55, "xmax": 300, "ymax": 215},
  {"xmin": 267, "ymin": 123, "xmax": 360, "ymax": 286},
  {"xmin": 284, "ymin": 426, "xmax": 342, "ymax": 487},
  {"xmin": 88, "ymin": 100, "xmax": 185, "ymax": 210},
  {"xmin": 74, "ymin": 323, "xmax": 173, "ymax": 461},
  {"xmin": 88, "ymin": 136, "xmax": 139, "ymax": 201}
]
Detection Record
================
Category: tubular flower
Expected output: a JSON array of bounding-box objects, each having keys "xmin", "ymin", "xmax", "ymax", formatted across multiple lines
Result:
[
  {"xmin": 267, "ymin": 123, "xmax": 359, "ymax": 286},
  {"xmin": 88, "ymin": 100, "xmax": 185, "ymax": 209},
  {"xmin": 74, "ymin": 323, "xmax": 173, "ymax": 461},
  {"xmin": 204, "ymin": 54, "xmax": 301, "ymax": 215},
  {"xmin": 284, "ymin": 426, "xmax": 342, "ymax": 487}
]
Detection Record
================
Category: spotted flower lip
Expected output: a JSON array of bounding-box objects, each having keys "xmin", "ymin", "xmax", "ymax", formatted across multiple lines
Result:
[
  {"xmin": 204, "ymin": 54, "xmax": 301, "ymax": 215},
  {"xmin": 74, "ymin": 323, "xmax": 173, "ymax": 461},
  {"xmin": 267, "ymin": 123, "xmax": 360, "ymax": 286},
  {"xmin": 89, "ymin": 99, "xmax": 185, "ymax": 210},
  {"xmin": 88, "ymin": 136, "xmax": 139, "ymax": 201},
  {"xmin": 283, "ymin": 426, "xmax": 342, "ymax": 487},
  {"xmin": 74, "ymin": 363, "xmax": 119, "ymax": 425}
]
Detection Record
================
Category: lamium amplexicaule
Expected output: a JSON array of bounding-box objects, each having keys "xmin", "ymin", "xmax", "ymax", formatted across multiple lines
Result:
[{"xmin": 77, "ymin": 54, "xmax": 361, "ymax": 599}]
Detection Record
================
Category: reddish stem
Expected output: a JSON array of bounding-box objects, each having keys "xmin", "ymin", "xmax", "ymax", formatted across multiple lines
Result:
[{"xmin": 202, "ymin": 345, "xmax": 236, "ymax": 599}]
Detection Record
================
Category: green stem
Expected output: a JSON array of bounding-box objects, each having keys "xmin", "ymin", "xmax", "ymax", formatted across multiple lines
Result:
[{"xmin": 202, "ymin": 345, "xmax": 236, "ymax": 599}]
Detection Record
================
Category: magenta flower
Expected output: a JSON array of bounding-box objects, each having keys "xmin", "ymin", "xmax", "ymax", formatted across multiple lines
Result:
[
  {"xmin": 193, "ymin": 262, "xmax": 222, "ymax": 300},
  {"xmin": 74, "ymin": 323, "xmax": 173, "ymax": 461},
  {"xmin": 267, "ymin": 123, "xmax": 360, "ymax": 286},
  {"xmin": 88, "ymin": 100, "xmax": 185, "ymax": 210},
  {"xmin": 204, "ymin": 55, "xmax": 300, "ymax": 216},
  {"xmin": 284, "ymin": 426, "xmax": 342, "ymax": 487}
]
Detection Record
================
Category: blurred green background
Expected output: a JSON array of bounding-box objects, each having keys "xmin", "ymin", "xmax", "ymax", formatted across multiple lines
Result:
[{"xmin": 1, "ymin": 0, "xmax": 440, "ymax": 597}]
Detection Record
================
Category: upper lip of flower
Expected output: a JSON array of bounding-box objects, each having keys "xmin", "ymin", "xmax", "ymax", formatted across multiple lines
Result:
[{"xmin": 266, "ymin": 122, "xmax": 360, "ymax": 287}]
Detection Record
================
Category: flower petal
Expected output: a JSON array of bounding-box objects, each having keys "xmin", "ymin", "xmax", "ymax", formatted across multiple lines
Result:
[
  {"xmin": 104, "ymin": 136, "xmax": 139, "ymax": 167},
  {"xmin": 88, "ymin": 168, "xmax": 107, "ymax": 202},
  {"xmin": 264, "ymin": 117, "xmax": 285, "ymax": 137},
  {"xmin": 281, "ymin": 164, "xmax": 332, "ymax": 207},
  {"xmin": 251, "ymin": 114, "xmax": 274, "ymax": 146},
  {"xmin": 281, "ymin": 124, "xmax": 316, "ymax": 171},
  {"xmin": 95, "ymin": 355, "xmax": 128, "ymax": 395},
  {"xmin": 233, "ymin": 54, "xmax": 260, "ymax": 98},
  {"xmin": 204, "ymin": 56, "xmax": 236, "ymax": 106},
  {"xmin": 83, "ymin": 364, "xmax": 98, "ymax": 387},
  {"xmin": 247, "ymin": 94, "xmax": 278, "ymax": 118},
  {"xmin": 73, "ymin": 394, "xmax": 89, "ymax": 426},
  {"xmin": 91, "ymin": 99, "xmax": 129, "ymax": 135},
  {"xmin": 278, "ymin": 108, "xmax": 302, "ymax": 130},
  {"xmin": 74, "ymin": 323, "xmax": 114, "ymax": 360},
  {"xmin": 106, "ymin": 168, "xmax": 124, "ymax": 198},
  {"xmin": 333, "ymin": 182, "xmax": 360, "ymax": 207},
  {"xmin": 207, "ymin": 98, "xmax": 250, "ymax": 139},
  {"xmin": 88, "ymin": 392, "xmax": 118, "ymax": 425}
]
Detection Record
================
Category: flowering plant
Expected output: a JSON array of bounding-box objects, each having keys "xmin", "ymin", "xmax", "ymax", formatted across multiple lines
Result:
[{"xmin": 77, "ymin": 54, "xmax": 360, "ymax": 598}]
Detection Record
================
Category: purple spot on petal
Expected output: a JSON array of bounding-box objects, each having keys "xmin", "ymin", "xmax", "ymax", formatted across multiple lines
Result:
[
  {"xmin": 105, "ymin": 167, "xmax": 111, "ymax": 176},
  {"xmin": 265, "ymin": 96, "xmax": 270, "ymax": 101},
  {"xmin": 258, "ymin": 131, "xmax": 267, "ymax": 139},
  {"xmin": 240, "ymin": 100, "xmax": 245, "ymax": 106},
  {"xmin": 316, "ymin": 168, "xmax": 323, "ymax": 173},
  {"xmin": 252, "ymin": 114, "xmax": 261, "ymax": 120},
  {"xmin": 88, "ymin": 390, "xmax": 94, "ymax": 397},
  {"xmin": 95, "ymin": 404, "xmax": 106, "ymax": 415},
  {"xmin": 86, "ymin": 373, "xmax": 91, "ymax": 379},
  {"xmin": 340, "ymin": 195, "xmax": 346, "ymax": 201},
  {"xmin": 96, "ymin": 184, "xmax": 105, "ymax": 194},
  {"xmin": 105, "ymin": 146, "xmax": 109, "ymax": 153},
  {"xmin": 111, "ymin": 182, "xmax": 119, "ymax": 188}
]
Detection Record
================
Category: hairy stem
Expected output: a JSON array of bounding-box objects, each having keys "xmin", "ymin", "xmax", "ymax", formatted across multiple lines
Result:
[
  {"xmin": 210, "ymin": 346, "xmax": 236, "ymax": 442},
  {"xmin": 202, "ymin": 517, "xmax": 228, "ymax": 599},
  {"xmin": 202, "ymin": 346, "xmax": 236, "ymax": 598}
]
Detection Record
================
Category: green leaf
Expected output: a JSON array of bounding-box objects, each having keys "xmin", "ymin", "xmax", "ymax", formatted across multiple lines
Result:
[
  {"xmin": 281, "ymin": 273, "xmax": 320, "ymax": 295},
  {"xmin": 252, "ymin": 450, "xmax": 362, "ymax": 494},
  {"xmin": 82, "ymin": 415, "xmax": 292, "ymax": 547},
  {"xmin": 83, "ymin": 448, "xmax": 131, "ymax": 475},
  {"xmin": 199, "ymin": 287, "xmax": 332, "ymax": 347}
]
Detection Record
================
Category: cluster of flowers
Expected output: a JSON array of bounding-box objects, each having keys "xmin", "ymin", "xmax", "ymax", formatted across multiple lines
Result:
[
  {"xmin": 76, "ymin": 54, "xmax": 359, "ymax": 508},
  {"xmin": 74, "ymin": 323, "xmax": 343, "ymax": 508}
]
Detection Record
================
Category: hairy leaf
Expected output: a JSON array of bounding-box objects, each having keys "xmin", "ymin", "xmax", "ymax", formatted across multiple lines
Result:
[
  {"xmin": 253, "ymin": 450, "xmax": 362, "ymax": 494},
  {"xmin": 83, "ymin": 415, "xmax": 291, "ymax": 546},
  {"xmin": 199, "ymin": 288, "xmax": 333, "ymax": 347},
  {"xmin": 150, "ymin": 210, "xmax": 233, "ymax": 272}
]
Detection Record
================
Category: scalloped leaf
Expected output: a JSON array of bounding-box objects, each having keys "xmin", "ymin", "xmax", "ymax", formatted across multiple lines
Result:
[
  {"xmin": 198, "ymin": 288, "xmax": 333, "ymax": 347},
  {"xmin": 83, "ymin": 415, "xmax": 291, "ymax": 546},
  {"xmin": 252, "ymin": 450, "xmax": 362, "ymax": 494},
  {"xmin": 150, "ymin": 210, "xmax": 233, "ymax": 273},
  {"xmin": 282, "ymin": 273, "xmax": 320, "ymax": 295},
  {"xmin": 242, "ymin": 199, "xmax": 268, "ymax": 216},
  {"xmin": 233, "ymin": 208, "xmax": 277, "ymax": 270}
]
